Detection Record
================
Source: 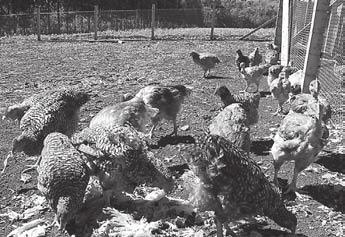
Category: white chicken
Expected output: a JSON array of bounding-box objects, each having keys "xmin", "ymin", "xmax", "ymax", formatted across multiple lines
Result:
[
  {"xmin": 270, "ymin": 68, "xmax": 291, "ymax": 115},
  {"xmin": 239, "ymin": 62, "xmax": 270, "ymax": 92}
]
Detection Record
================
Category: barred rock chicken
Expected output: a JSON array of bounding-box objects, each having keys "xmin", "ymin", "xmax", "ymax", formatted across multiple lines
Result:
[
  {"xmin": 37, "ymin": 132, "xmax": 90, "ymax": 231},
  {"xmin": 71, "ymin": 125, "xmax": 173, "ymax": 205},
  {"xmin": 209, "ymin": 104, "xmax": 250, "ymax": 154},
  {"xmin": 271, "ymin": 110, "xmax": 329, "ymax": 194},
  {"xmin": 248, "ymin": 47, "xmax": 263, "ymax": 67},
  {"xmin": 190, "ymin": 52, "xmax": 221, "ymax": 78},
  {"xmin": 3, "ymin": 92, "xmax": 48, "ymax": 121},
  {"xmin": 89, "ymin": 96, "xmax": 158, "ymax": 133},
  {"xmin": 188, "ymin": 134, "xmax": 297, "ymax": 237},
  {"xmin": 270, "ymin": 69, "xmax": 292, "ymax": 115},
  {"xmin": 265, "ymin": 43, "xmax": 280, "ymax": 65},
  {"xmin": 132, "ymin": 84, "xmax": 192, "ymax": 138},
  {"xmin": 239, "ymin": 62, "xmax": 270, "ymax": 92},
  {"xmin": 214, "ymin": 85, "xmax": 260, "ymax": 126},
  {"xmin": 11, "ymin": 88, "xmax": 90, "ymax": 156},
  {"xmin": 235, "ymin": 49, "xmax": 250, "ymax": 72}
]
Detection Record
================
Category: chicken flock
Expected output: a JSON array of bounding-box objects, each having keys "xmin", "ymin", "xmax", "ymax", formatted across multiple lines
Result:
[{"xmin": 2, "ymin": 42, "xmax": 334, "ymax": 237}]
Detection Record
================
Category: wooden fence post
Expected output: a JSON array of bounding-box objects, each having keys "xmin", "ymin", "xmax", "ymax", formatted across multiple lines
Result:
[
  {"xmin": 281, "ymin": 0, "xmax": 292, "ymax": 66},
  {"xmin": 210, "ymin": 3, "xmax": 216, "ymax": 40},
  {"xmin": 94, "ymin": 5, "xmax": 99, "ymax": 40},
  {"xmin": 301, "ymin": 0, "xmax": 330, "ymax": 92},
  {"xmin": 274, "ymin": 0, "xmax": 283, "ymax": 47},
  {"xmin": 151, "ymin": 3, "xmax": 156, "ymax": 40},
  {"xmin": 36, "ymin": 7, "xmax": 41, "ymax": 41}
]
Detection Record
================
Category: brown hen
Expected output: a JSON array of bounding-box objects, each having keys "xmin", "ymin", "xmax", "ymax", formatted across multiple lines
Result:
[{"xmin": 133, "ymin": 84, "xmax": 192, "ymax": 138}]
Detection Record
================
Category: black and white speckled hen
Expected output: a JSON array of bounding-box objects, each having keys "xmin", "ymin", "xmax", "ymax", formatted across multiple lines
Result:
[
  {"xmin": 12, "ymin": 88, "xmax": 90, "ymax": 156},
  {"xmin": 188, "ymin": 134, "xmax": 297, "ymax": 237},
  {"xmin": 133, "ymin": 84, "xmax": 192, "ymax": 138},
  {"xmin": 190, "ymin": 51, "xmax": 221, "ymax": 78},
  {"xmin": 37, "ymin": 132, "xmax": 90, "ymax": 231},
  {"xmin": 209, "ymin": 104, "xmax": 251, "ymax": 154},
  {"xmin": 71, "ymin": 125, "xmax": 173, "ymax": 205},
  {"xmin": 214, "ymin": 85, "xmax": 260, "ymax": 126},
  {"xmin": 89, "ymin": 96, "xmax": 158, "ymax": 133},
  {"xmin": 3, "ymin": 91, "xmax": 48, "ymax": 121}
]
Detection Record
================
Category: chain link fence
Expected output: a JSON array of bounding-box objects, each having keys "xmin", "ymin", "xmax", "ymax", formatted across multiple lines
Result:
[{"xmin": 290, "ymin": 0, "xmax": 344, "ymax": 133}]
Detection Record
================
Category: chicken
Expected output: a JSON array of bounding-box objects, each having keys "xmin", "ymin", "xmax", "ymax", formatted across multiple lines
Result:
[
  {"xmin": 265, "ymin": 43, "xmax": 280, "ymax": 65},
  {"xmin": 3, "ymin": 92, "xmax": 47, "ymax": 121},
  {"xmin": 209, "ymin": 104, "xmax": 251, "ymax": 154},
  {"xmin": 271, "ymin": 111, "xmax": 328, "ymax": 194},
  {"xmin": 89, "ymin": 96, "xmax": 158, "ymax": 133},
  {"xmin": 270, "ymin": 69, "xmax": 291, "ymax": 115},
  {"xmin": 133, "ymin": 84, "xmax": 192, "ymax": 138},
  {"xmin": 287, "ymin": 70, "xmax": 303, "ymax": 95},
  {"xmin": 37, "ymin": 132, "xmax": 90, "ymax": 231},
  {"xmin": 188, "ymin": 134, "xmax": 297, "ymax": 237},
  {"xmin": 71, "ymin": 125, "xmax": 173, "ymax": 205},
  {"xmin": 235, "ymin": 49, "xmax": 250, "ymax": 72},
  {"xmin": 248, "ymin": 47, "xmax": 263, "ymax": 67},
  {"xmin": 267, "ymin": 65, "xmax": 284, "ymax": 88},
  {"xmin": 289, "ymin": 80, "xmax": 332, "ymax": 124},
  {"xmin": 190, "ymin": 52, "xmax": 221, "ymax": 78},
  {"xmin": 239, "ymin": 62, "xmax": 270, "ymax": 92},
  {"xmin": 11, "ymin": 88, "xmax": 90, "ymax": 156},
  {"xmin": 214, "ymin": 85, "xmax": 260, "ymax": 126}
]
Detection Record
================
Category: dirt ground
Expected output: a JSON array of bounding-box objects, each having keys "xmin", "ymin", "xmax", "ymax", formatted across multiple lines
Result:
[{"xmin": 0, "ymin": 29, "xmax": 344, "ymax": 237}]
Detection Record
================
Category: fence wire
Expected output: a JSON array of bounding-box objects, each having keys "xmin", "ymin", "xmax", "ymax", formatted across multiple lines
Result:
[
  {"xmin": 0, "ymin": 8, "xmax": 206, "ymax": 37},
  {"xmin": 290, "ymin": 0, "xmax": 344, "ymax": 132}
]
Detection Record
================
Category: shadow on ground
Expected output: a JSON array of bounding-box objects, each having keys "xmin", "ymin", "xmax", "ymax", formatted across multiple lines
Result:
[
  {"xmin": 250, "ymin": 138, "xmax": 273, "ymax": 155},
  {"xmin": 316, "ymin": 151, "xmax": 345, "ymax": 174},
  {"xmin": 300, "ymin": 184, "xmax": 345, "ymax": 213},
  {"xmin": 150, "ymin": 135, "xmax": 195, "ymax": 149}
]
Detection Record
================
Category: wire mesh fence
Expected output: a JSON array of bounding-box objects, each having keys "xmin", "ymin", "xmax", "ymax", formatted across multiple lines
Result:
[
  {"xmin": 0, "ymin": 7, "xmax": 207, "ymax": 39},
  {"xmin": 290, "ymin": 0, "xmax": 344, "ymax": 132}
]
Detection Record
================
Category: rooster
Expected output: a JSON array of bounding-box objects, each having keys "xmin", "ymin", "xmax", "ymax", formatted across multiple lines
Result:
[
  {"xmin": 235, "ymin": 49, "xmax": 250, "ymax": 72},
  {"xmin": 239, "ymin": 62, "xmax": 270, "ymax": 92},
  {"xmin": 132, "ymin": 84, "xmax": 192, "ymax": 138},
  {"xmin": 187, "ymin": 134, "xmax": 297, "ymax": 237},
  {"xmin": 248, "ymin": 47, "xmax": 263, "ymax": 67},
  {"xmin": 190, "ymin": 52, "xmax": 221, "ymax": 78}
]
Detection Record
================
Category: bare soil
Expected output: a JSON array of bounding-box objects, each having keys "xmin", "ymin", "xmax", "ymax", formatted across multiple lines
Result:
[{"xmin": 0, "ymin": 29, "xmax": 343, "ymax": 237}]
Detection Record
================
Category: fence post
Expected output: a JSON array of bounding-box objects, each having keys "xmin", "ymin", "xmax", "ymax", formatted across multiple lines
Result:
[
  {"xmin": 36, "ymin": 6, "xmax": 41, "ymax": 41},
  {"xmin": 210, "ymin": 4, "xmax": 216, "ymax": 40},
  {"xmin": 151, "ymin": 3, "xmax": 156, "ymax": 40},
  {"xmin": 280, "ymin": 0, "xmax": 292, "ymax": 66},
  {"xmin": 94, "ymin": 5, "xmax": 99, "ymax": 40},
  {"xmin": 301, "ymin": 0, "xmax": 330, "ymax": 93},
  {"xmin": 274, "ymin": 0, "xmax": 283, "ymax": 47}
]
